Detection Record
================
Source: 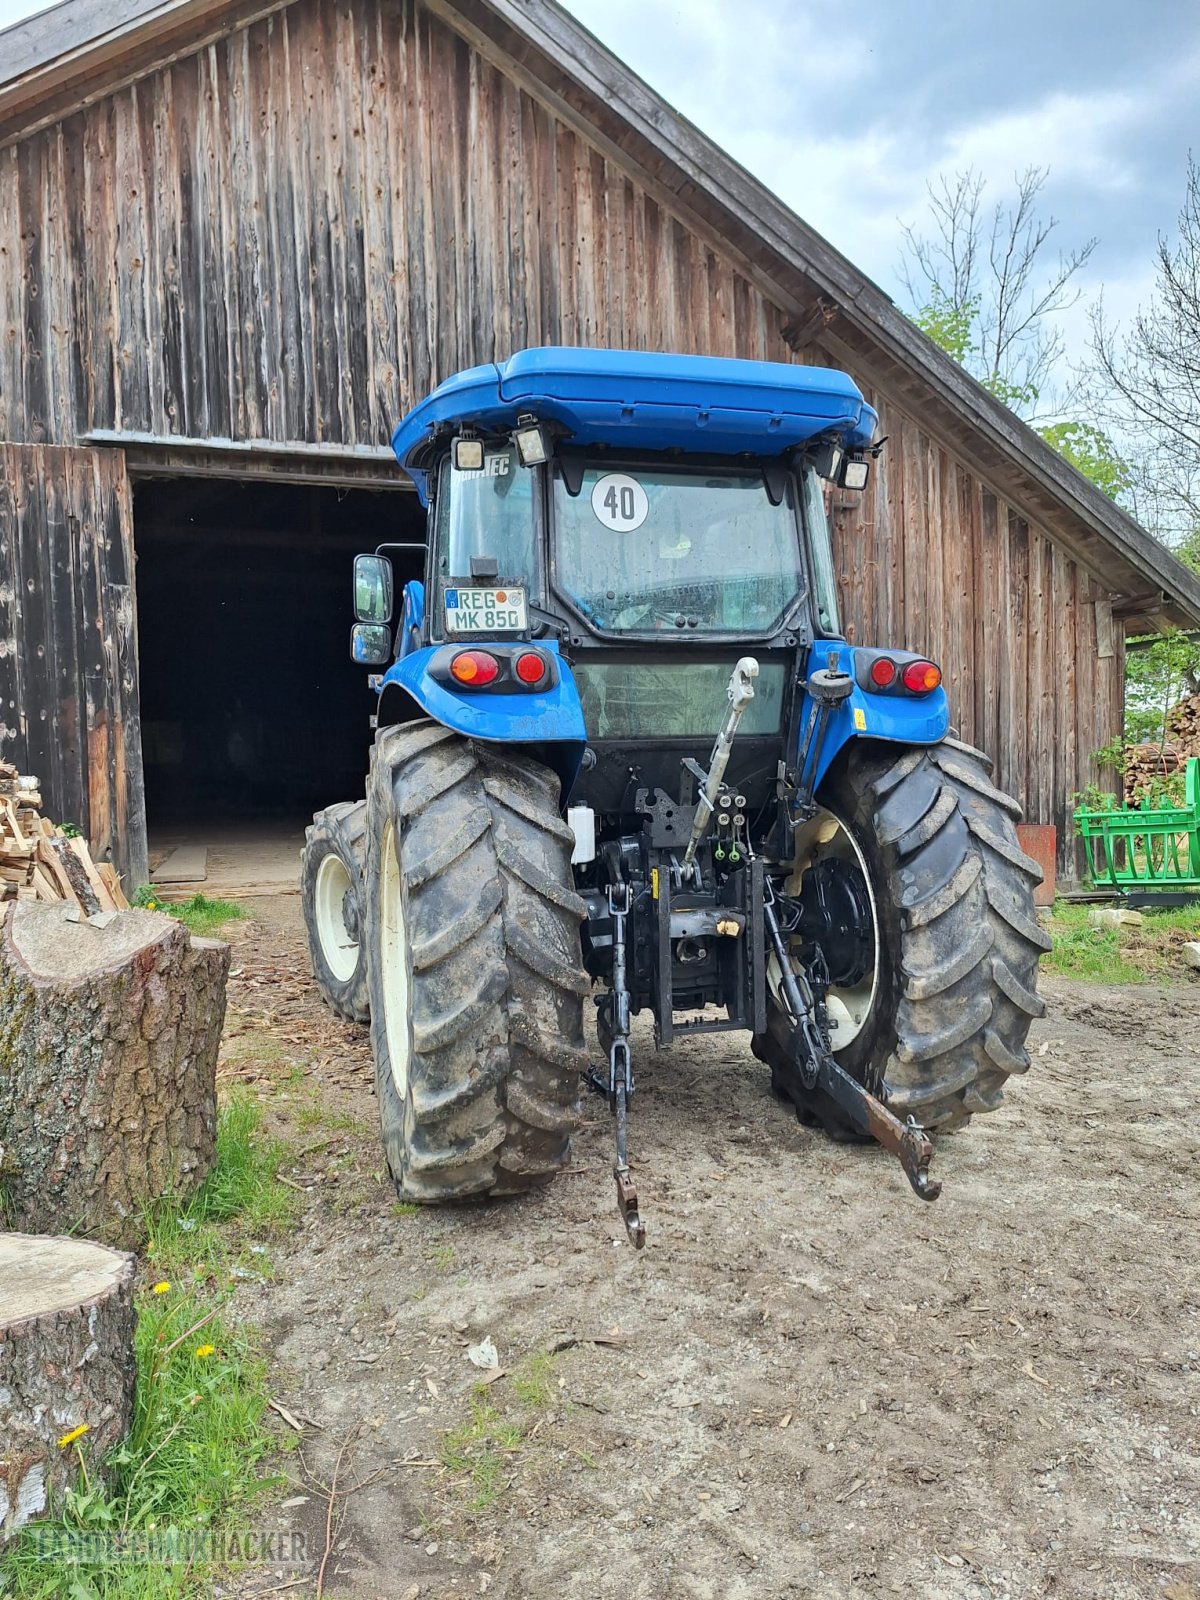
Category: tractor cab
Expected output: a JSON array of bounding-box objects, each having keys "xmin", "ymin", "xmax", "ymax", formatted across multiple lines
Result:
[{"xmin": 355, "ymin": 349, "xmax": 878, "ymax": 811}]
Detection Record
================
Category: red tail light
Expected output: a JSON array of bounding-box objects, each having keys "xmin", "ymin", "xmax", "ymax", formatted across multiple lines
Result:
[
  {"xmin": 450, "ymin": 650, "xmax": 499, "ymax": 686},
  {"xmin": 869, "ymin": 657, "xmax": 897, "ymax": 688},
  {"xmin": 514, "ymin": 651, "xmax": 547, "ymax": 685},
  {"xmin": 902, "ymin": 660, "xmax": 942, "ymax": 693}
]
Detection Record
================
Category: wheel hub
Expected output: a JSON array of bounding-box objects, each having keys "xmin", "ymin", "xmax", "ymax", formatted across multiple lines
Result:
[
  {"xmin": 793, "ymin": 857, "xmax": 875, "ymax": 988},
  {"xmin": 341, "ymin": 884, "xmax": 360, "ymax": 944}
]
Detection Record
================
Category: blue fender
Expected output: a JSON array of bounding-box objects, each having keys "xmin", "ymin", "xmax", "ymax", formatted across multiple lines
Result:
[
  {"xmin": 397, "ymin": 580, "xmax": 425, "ymax": 660},
  {"xmin": 805, "ymin": 641, "xmax": 950, "ymax": 795},
  {"xmin": 378, "ymin": 638, "xmax": 588, "ymax": 789}
]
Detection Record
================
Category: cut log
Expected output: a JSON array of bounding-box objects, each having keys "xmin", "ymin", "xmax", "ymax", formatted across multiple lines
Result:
[
  {"xmin": 0, "ymin": 902, "xmax": 230, "ymax": 1246},
  {"xmin": 0, "ymin": 1233, "xmax": 136, "ymax": 1534}
]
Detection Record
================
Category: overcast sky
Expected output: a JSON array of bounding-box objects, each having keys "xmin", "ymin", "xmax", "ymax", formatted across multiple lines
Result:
[
  {"xmin": 559, "ymin": 0, "xmax": 1200, "ymax": 373},
  {"xmin": 2, "ymin": 0, "xmax": 1195, "ymax": 372}
]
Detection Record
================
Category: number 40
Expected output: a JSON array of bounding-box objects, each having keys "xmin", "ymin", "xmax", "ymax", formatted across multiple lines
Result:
[{"xmin": 604, "ymin": 484, "xmax": 637, "ymax": 521}]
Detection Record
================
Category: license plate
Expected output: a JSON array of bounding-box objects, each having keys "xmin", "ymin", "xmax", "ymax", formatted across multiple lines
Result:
[{"xmin": 444, "ymin": 586, "xmax": 528, "ymax": 634}]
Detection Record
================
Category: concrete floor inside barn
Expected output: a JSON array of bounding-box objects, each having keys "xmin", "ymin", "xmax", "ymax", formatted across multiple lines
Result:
[{"xmin": 148, "ymin": 821, "xmax": 305, "ymax": 898}]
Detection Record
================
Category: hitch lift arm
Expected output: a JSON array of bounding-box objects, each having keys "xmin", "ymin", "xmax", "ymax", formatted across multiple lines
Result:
[{"xmin": 762, "ymin": 885, "xmax": 940, "ymax": 1202}]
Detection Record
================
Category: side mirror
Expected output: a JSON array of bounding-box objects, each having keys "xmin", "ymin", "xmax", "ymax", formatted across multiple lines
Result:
[
  {"xmin": 354, "ymin": 554, "xmax": 394, "ymax": 622},
  {"xmin": 351, "ymin": 623, "xmax": 392, "ymax": 665}
]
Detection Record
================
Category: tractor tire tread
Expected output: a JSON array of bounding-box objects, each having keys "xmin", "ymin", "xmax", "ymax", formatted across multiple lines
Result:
[
  {"xmin": 366, "ymin": 722, "xmax": 585, "ymax": 1202},
  {"xmin": 870, "ymin": 742, "xmax": 1047, "ymax": 1125},
  {"xmin": 758, "ymin": 740, "xmax": 1047, "ymax": 1135},
  {"xmin": 301, "ymin": 798, "xmax": 370, "ymax": 1024}
]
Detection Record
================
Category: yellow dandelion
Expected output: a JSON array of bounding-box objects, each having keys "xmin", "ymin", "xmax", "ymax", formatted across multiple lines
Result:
[
  {"xmin": 151, "ymin": 1281, "xmax": 171, "ymax": 1294},
  {"xmin": 194, "ymin": 1344, "xmax": 215, "ymax": 1359},
  {"xmin": 57, "ymin": 1424, "xmax": 90, "ymax": 1449}
]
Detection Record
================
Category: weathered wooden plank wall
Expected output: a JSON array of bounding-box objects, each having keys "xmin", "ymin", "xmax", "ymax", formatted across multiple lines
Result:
[
  {"xmin": 0, "ymin": 0, "xmax": 1121, "ymax": 870},
  {"xmin": 0, "ymin": 444, "xmax": 148, "ymax": 885}
]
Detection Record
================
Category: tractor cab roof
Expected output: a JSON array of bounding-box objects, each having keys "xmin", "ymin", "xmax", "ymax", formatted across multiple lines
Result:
[{"xmin": 390, "ymin": 347, "xmax": 878, "ymax": 501}]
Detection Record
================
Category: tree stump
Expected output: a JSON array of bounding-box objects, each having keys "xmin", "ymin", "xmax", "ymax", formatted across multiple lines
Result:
[
  {"xmin": 0, "ymin": 1233, "xmax": 137, "ymax": 1534},
  {"xmin": 0, "ymin": 902, "xmax": 230, "ymax": 1246}
]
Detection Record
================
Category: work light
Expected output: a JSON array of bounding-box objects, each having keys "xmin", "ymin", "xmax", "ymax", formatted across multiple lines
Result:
[
  {"xmin": 514, "ymin": 416, "xmax": 549, "ymax": 466},
  {"xmin": 453, "ymin": 435, "xmax": 484, "ymax": 471},
  {"xmin": 840, "ymin": 455, "xmax": 870, "ymax": 491}
]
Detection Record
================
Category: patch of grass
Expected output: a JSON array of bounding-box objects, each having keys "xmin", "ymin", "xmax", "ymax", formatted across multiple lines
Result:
[
  {"xmin": 427, "ymin": 1244, "xmax": 456, "ymax": 1271},
  {"xmin": 1043, "ymin": 901, "xmax": 1200, "ymax": 984},
  {"xmin": 146, "ymin": 1094, "xmax": 296, "ymax": 1284},
  {"xmin": 438, "ymin": 1353, "xmax": 562, "ymax": 1516},
  {"xmin": 132, "ymin": 887, "xmax": 247, "ymax": 936},
  {"xmin": 392, "ymin": 1201, "xmax": 420, "ymax": 1218},
  {"xmin": 167, "ymin": 894, "xmax": 247, "ymax": 938},
  {"xmin": 0, "ymin": 1106, "xmax": 287, "ymax": 1599},
  {"xmin": 0, "ymin": 1287, "xmax": 277, "ymax": 1599},
  {"xmin": 295, "ymin": 1103, "xmax": 371, "ymax": 1137},
  {"xmin": 510, "ymin": 1351, "xmax": 557, "ymax": 1410},
  {"xmin": 439, "ymin": 1399, "xmax": 522, "ymax": 1512}
]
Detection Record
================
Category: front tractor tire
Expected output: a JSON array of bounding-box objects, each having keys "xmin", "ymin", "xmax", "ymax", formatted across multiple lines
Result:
[
  {"xmin": 302, "ymin": 801, "xmax": 370, "ymax": 1023},
  {"xmin": 364, "ymin": 722, "xmax": 589, "ymax": 1202},
  {"xmin": 759, "ymin": 737, "xmax": 1052, "ymax": 1135}
]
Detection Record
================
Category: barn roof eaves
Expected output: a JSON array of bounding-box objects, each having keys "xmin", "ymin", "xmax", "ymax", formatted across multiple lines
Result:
[{"xmin": 2, "ymin": 0, "xmax": 1197, "ymax": 631}]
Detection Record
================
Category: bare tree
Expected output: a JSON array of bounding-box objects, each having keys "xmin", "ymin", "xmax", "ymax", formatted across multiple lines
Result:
[
  {"xmin": 1091, "ymin": 156, "xmax": 1200, "ymax": 538},
  {"xmin": 899, "ymin": 166, "xmax": 1097, "ymax": 418}
]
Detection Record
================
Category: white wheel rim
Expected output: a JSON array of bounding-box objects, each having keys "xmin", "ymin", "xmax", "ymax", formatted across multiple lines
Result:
[
  {"xmin": 774, "ymin": 806, "xmax": 880, "ymax": 1052},
  {"xmin": 380, "ymin": 822, "xmax": 412, "ymax": 1101},
  {"xmin": 314, "ymin": 851, "xmax": 359, "ymax": 983}
]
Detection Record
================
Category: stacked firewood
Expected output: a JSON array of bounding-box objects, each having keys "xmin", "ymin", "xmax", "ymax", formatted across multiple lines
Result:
[
  {"xmin": 1124, "ymin": 742, "xmax": 1185, "ymax": 803},
  {"xmin": 0, "ymin": 760, "xmax": 128, "ymax": 913},
  {"xmin": 1164, "ymin": 692, "xmax": 1200, "ymax": 757}
]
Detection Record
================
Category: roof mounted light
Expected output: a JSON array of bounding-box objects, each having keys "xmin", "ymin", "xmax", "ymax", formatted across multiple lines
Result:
[
  {"xmin": 840, "ymin": 454, "xmax": 870, "ymax": 491},
  {"xmin": 452, "ymin": 433, "xmax": 483, "ymax": 472},
  {"xmin": 513, "ymin": 414, "xmax": 549, "ymax": 467},
  {"xmin": 810, "ymin": 438, "xmax": 843, "ymax": 482}
]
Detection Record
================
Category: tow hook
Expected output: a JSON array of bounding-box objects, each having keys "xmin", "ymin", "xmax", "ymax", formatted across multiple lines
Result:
[{"xmin": 825, "ymin": 1056, "xmax": 941, "ymax": 1202}]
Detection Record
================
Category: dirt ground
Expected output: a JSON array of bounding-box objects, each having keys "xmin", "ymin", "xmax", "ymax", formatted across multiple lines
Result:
[{"xmin": 216, "ymin": 897, "xmax": 1200, "ymax": 1600}]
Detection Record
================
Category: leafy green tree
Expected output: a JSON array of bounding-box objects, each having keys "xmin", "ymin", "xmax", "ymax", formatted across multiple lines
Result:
[
  {"xmin": 1033, "ymin": 420, "xmax": 1133, "ymax": 502},
  {"xmin": 1123, "ymin": 631, "xmax": 1200, "ymax": 747}
]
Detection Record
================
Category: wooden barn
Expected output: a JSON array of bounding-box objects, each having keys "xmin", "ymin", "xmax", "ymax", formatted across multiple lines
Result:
[{"xmin": 2, "ymin": 0, "xmax": 1198, "ymax": 891}]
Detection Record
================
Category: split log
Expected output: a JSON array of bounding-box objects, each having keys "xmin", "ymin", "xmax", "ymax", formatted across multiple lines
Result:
[
  {"xmin": 0, "ymin": 1234, "xmax": 136, "ymax": 1535},
  {"xmin": 0, "ymin": 761, "xmax": 126, "ymax": 911},
  {"xmin": 0, "ymin": 902, "xmax": 229, "ymax": 1246}
]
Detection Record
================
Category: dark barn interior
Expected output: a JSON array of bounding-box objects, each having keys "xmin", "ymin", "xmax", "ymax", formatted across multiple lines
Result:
[{"xmin": 133, "ymin": 477, "xmax": 426, "ymax": 832}]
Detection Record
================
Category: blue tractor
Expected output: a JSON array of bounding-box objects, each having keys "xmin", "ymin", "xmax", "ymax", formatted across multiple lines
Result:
[{"xmin": 301, "ymin": 349, "xmax": 1049, "ymax": 1245}]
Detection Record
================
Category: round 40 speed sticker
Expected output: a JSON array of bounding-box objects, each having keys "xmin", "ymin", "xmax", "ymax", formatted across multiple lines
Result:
[{"xmin": 590, "ymin": 472, "xmax": 649, "ymax": 532}]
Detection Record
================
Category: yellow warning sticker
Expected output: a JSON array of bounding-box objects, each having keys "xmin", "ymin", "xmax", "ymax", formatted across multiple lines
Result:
[
  {"xmin": 651, "ymin": 867, "xmax": 660, "ymax": 900},
  {"xmin": 853, "ymin": 707, "xmax": 867, "ymax": 731}
]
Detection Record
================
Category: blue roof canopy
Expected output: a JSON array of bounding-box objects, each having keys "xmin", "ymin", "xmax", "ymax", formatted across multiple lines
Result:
[{"xmin": 390, "ymin": 347, "xmax": 878, "ymax": 501}]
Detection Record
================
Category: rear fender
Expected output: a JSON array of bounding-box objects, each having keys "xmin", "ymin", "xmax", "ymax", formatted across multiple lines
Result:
[
  {"xmin": 376, "ymin": 638, "xmax": 587, "ymax": 796},
  {"xmin": 804, "ymin": 640, "xmax": 949, "ymax": 793}
]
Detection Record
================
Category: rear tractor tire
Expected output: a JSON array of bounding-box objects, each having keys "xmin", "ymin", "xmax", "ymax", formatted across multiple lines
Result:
[
  {"xmin": 364, "ymin": 721, "xmax": 589, "ymax": 1202},
  {"xmin": 757, "ymin": 737, "xmax": 1051, "ymax": 1136},
  {"xmin": 302, "ymin": 801, "xmax": 370, "ymax": 1023}
]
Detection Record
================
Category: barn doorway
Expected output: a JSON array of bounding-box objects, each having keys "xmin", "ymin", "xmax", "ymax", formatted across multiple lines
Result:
[{"xmin": 133, "ymin": 475, "xmax": 425, "ymax": 894}]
